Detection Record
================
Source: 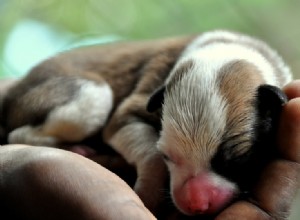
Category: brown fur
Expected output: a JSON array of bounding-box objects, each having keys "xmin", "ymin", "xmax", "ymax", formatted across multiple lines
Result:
[
  {"xmin": 166, "ymin": 60, "xmax": 195, "ymax": 92},
  {"xmin": 199, "ymin": 30, "xmax": 289, "ymax": 88},
  {"xmin": 0, "ymin": 35, "xmax": 194, "ymax": 213},
  {"xmin": 2, "ymin": 36, "xmax": 193, "ymax": 134},
  {"xmin": 218, "ymin": 60, "xmax": 265, "ymax": 156}
]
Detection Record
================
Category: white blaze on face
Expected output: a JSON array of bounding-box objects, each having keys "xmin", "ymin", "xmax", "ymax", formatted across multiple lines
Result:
[
  {"xmin": 158, "ymin": 59, "xmax": 235, "ymax": 215},
  {"xmin": 161, "ymin": 59, "xmax": 229, "ymax": 164}
]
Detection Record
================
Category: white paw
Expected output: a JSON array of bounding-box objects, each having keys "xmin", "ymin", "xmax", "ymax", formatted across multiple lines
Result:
[{"xmin": 8, "ymin": 125, "xmax": 59, "ymax": 147}]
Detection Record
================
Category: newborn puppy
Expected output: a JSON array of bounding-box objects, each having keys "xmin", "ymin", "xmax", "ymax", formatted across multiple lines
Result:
[
  {"xmin": 0, "ymin": 30, "xmax": 292, "ymax": 216},
  {"xmin": 147, "ymin": 31, "xmax": 292, "ymax": 215}
]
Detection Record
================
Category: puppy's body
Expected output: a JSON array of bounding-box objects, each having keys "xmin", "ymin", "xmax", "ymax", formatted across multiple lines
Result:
[
  {"xmin": 0, "ymin": 35, "xmax": 194, "ymax": 211},
  {"xmin": 1, "ymin": 36, "xmax": 192, "ymax": 141},
  {"xmin": 0, "ymin": 30, "xmax": 292, "ymax": 216}
]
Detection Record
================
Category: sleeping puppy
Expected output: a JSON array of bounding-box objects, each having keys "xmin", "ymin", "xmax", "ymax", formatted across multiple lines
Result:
[
  {"xmin": 148, "ymin": 31, "xmax": 292, "ymax": 215},
  {"xmin": 0, "ymin": 30, "xmax": 292, "ymax": 216}
]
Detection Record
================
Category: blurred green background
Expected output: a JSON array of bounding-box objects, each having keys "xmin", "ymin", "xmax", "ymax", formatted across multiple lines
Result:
[
  {"xmin": 1, "ymin": 0, "xmax": 300, "ymax": 219},
  {"xmin": 1, "ymin": 0, "xmax": 300, "ymax": 79}
]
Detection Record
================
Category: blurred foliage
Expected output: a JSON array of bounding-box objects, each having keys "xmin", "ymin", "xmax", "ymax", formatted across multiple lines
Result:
[{"xmin": 1, "ymin": 0, "xmax": 300, "ymax": 78}]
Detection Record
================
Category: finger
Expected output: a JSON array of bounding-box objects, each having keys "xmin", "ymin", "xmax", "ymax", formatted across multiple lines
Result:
[
  {"xmin": 251, "ymin": 160, "xmax": 300, "ymax": 220},
  {"xmin": 277, "ymin": 98, "xmax": 300, "ymax": 162},
  {"xmin": 283, "ymin": 80, "xmax": 300, "ymax": 100},
  {"xmin": 216, "ymin": 201, "xmax": 270, "ymax": 220}
]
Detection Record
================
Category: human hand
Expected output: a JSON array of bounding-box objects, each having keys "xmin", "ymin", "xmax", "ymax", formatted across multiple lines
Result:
[{"xmin": 0, "ymin": 144, "xmax": 155, "ymax": 220}]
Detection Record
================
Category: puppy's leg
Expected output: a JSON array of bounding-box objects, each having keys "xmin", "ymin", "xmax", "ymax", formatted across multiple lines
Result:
[
  {"xmin": 8, "ymin": 78, "xmax": 113, "ymax": 147},
  {"xmin": 103, "ymin": 94, "xmax": 167, "ymax": 213}
]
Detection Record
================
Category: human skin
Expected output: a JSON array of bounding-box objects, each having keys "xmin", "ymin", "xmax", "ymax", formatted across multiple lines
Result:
[
  {"xmin": 0, "ymin": 80, "xmax": 299, "ymax": 220},
  {"xmin": 0, "ymin": 145, "xmax": 156, "ymax": 220}
]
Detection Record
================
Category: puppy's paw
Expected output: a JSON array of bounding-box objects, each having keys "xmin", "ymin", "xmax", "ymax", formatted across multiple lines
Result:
[
  {"xmin": 134, "ymin": 155, "xmax": 168, "ymax": 213},
  {"xmin": 8, "ymin": 125, "xmax": 59, "ymax": 147}
]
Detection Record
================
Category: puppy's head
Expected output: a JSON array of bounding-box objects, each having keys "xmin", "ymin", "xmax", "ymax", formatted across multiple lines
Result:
[{"xmin": 147, "ymin": 60, "xmax": 287, "ymax": 215}]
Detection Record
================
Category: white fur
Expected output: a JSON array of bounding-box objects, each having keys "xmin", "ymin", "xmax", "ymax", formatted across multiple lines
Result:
[
  {"xmin": 8, "ymin": 125, "xmax": 58, "ymax": 146},
  {"xmin": 8, "ymin": 80, "xmax": 113, "ymax": 145},
  {"xmin": 186, "ymin": 44, "xmax": 276, "ymax": 84},
  {"xmin": 179, "ymin": 30, "xmax": 292, "ymax": 86},
  {"xmin": 208, "ymin": 172, "xmax": 237, "ymax": 191},
  {"xmin": 42, "ymin": 80, "xmax": 113, "ymax": 142},
  {"xmin": 161, "ymin": 60, "xmax": 228, "ymax": 162}
]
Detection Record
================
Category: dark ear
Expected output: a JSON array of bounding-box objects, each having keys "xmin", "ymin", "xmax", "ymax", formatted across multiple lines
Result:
[
  {"xmin": 257, "ymin": 84, "xmax": 287, "ymax": 117},
  {"xmin": 256, "ymin": 84, "xmax": 288, "ymax": 134},
  {"xmin": 146, "ymin": 86, "xmax": 166, "ymax": 113}
]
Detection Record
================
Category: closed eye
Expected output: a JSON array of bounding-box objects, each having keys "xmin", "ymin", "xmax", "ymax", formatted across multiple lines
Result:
[
  {"xmin": 159, "ymin": 149, "xmax": 181, "ymax": 165},
  {"xmin": 162, "ymin": 153, "xmax": 171, "ymax": 162},
  {"xmin": 211, "ymin": 131, "xmax": 253, "ymax": 177}
]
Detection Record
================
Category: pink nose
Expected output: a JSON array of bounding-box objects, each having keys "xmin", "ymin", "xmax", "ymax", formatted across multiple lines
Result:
[{"xmin": 174, "ymin": 173, "xmax": 236, "ymax": 215}]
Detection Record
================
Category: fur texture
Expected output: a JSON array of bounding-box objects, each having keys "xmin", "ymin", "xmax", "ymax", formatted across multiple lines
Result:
[{"xmin": 0, "ymin": 30, "xmax": 292, "ymax": 216}]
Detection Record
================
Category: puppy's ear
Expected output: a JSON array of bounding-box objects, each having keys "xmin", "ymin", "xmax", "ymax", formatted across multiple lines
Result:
[
  {"xmin": 146, "ymin": 86, "xmax": 166, "ymax": 113},
  {"xmin": 256, "ymin": 84, "xmax": 288, "ymax": 137},
  {"xmin": 257, "ymin": 84, "xmax": 287, "ymax": 118}
]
